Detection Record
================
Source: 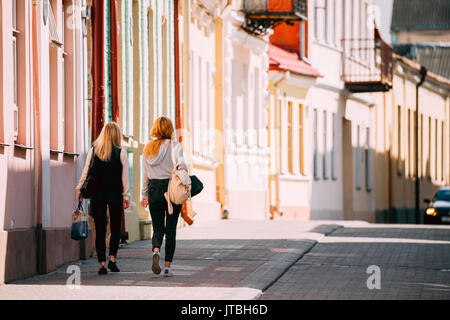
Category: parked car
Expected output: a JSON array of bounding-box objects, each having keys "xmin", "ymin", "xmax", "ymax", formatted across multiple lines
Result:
[{"xmin": 424, "ymin": 187, "xmax": 450, "ymax": 224}]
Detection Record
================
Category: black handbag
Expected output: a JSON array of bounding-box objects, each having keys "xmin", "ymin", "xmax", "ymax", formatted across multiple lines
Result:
[
  {"xmin": 80, "ymin": 147, "xmax": 95, "ymax": 199},
  {"xmin": 190, "ymin": 175, "xmax": 203, "ymax": 198}
]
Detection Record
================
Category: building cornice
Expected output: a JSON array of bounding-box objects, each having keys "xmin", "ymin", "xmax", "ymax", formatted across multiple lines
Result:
[{"xmin": 269, "ymin": 70, "xmax": 317, "ymax": 90}]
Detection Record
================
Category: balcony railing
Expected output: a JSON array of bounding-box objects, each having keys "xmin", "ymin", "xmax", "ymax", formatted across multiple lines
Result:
[
  {"xmin": 342, "ymin": 28, "xmax": 393, "ymax": 93},
  {"xmin": 242, "ymin": 0, "xmax": 307, "ymax": 36}
]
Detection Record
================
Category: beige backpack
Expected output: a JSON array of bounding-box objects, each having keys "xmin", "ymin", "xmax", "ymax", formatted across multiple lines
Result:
[{"xmin": 164, "ymin": 140, "xmax": 191, "ymax": 214}]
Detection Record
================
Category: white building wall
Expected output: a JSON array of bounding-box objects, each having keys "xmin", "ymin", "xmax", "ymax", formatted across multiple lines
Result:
[
  {"xmin": 188, "ymin": 0, "xmax": 221, "ymax": 221},
  {"xmin": 222, "ymin": 9, "xmax": 270, "ymax": 220},
  {"xmin": 308, "ymin": 0, "xmax": 377, "ymax": 220}
]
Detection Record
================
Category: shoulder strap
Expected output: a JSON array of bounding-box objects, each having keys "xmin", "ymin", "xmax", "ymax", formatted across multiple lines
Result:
[{"xmin": 87, "ymin": 147, "xmax": 95, "ymax": 173}]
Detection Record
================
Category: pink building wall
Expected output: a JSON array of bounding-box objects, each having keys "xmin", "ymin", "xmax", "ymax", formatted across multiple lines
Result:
[{"xmin": 0, "ymin": 0, "xmax": 91, "ymax": 284}]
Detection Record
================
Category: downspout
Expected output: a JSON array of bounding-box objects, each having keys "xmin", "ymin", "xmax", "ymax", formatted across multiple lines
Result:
[
  {"xmin": 174, "ymin": 0, "xmax": 193, "ymax": 225},
  {"xmin": 91, "ymin": 0, "xmax": 105, "ymax": 143},
  {"xmin": 32, "ymin": 0, "xmax": 44, "ymax": 273},
  {"xmin": 109, "ymin": 0, "xmax": 127, "ymax": 241},
  {"xmin": 110, "ymin": 0, "xmax": 120, "ymax": 123},
  {"xmin": 415, "ymin": 66, "xmax": 427, "ymax": 224},
  {"xmin": 174, "ymin": 0, "xmax": 182, "ymax": 141}
]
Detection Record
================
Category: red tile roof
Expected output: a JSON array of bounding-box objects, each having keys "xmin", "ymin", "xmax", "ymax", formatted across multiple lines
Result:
[{"xmin": 269, "ymin": 44, "xmax": 322, "ymax": 78}]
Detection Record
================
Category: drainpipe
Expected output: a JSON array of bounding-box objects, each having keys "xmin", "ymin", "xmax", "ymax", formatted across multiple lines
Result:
[
  {"xmin": 174, "ymin": 0, "xmax": 193, "ymax": 225},
  {"xmin": 174, "ymin": 0, "xmax": 181, "ymax": 141},
  {"xmin": 415, "ymin": 66, "xmax": 427, "ymax": 224},
  {"xmin": 91, "ymin": 0, "xmax": 105, "ymax": 143},
  {"xmin": 32, "ymin": 0, "xmax": 44, "ymax": 273},
  {"xmin": 110, "ymin": 0, "xmax": 120, "ymax": 123}
]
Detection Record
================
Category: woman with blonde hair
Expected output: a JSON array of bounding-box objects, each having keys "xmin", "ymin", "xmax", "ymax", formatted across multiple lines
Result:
[
  {"xmin": 76, "ymin": 122, "xmax": 130, "ymax": 275},
  {"xmin": 141, "ymin": 116, "xmax": 187, "ymax": 277}
]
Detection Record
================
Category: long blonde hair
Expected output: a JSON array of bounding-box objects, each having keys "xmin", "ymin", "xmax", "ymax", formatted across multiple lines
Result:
[
  {"xmin": 143, "ymin": 116, "xmax": 174, "ymax": 158},
  {"xmin": 93, "ymin": 122, "xmax": 122, "ymax": 161}
]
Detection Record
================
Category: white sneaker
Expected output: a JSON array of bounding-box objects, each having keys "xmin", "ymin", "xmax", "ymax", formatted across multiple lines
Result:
[{"xmin": 163, "ymin": 267, "xmax": 173, "ymax": 277}]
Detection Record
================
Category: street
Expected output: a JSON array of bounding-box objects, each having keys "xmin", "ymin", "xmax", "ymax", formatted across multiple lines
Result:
[{"xmin": 0, "ymin": 219, "xmax": 449, "ymax": 300}]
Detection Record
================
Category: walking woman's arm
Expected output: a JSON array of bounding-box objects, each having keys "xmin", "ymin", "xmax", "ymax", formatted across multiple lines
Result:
[
  {"xmin": 75, "ymin": 148, "xmax": 93, "ymax": 196},
  {"xmin": 140, "ymin": 159, "xmax": 149, "ymax": 208},
  {"xmin": 173, "ymin": 141, "xmax": 188, "ymax": 171},
  {"xmin": 120, "ymin": 149, "xmax": 131, "ymax": 202},
  {"xmin": 141, "ymin": 159, "xmax": 149, "ymax": 200}
]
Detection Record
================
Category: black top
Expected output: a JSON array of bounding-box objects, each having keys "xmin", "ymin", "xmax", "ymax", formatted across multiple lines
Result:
[{"xmin": 91, "ymin": 146, "xmax": 123, "ymax": 195}]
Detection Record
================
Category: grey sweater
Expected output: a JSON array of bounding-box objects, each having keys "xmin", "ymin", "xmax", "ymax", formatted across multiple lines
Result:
[{"xmin": 141, "ymin": 139, "xmax": 187, "ymax": 200}]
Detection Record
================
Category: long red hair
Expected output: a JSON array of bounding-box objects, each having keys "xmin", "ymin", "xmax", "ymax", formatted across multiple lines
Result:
[{"xmin": 143, "ymin": 117, "xmax": 174, "ymax": 158}]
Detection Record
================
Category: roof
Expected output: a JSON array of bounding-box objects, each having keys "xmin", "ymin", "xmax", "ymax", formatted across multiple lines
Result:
[
  {"xmin": 393, "ymin": 53, "xmax": 450, "ymax": 89},
  {"xmin": 268, "ymin": 44, "xmax": 322, "ymax": 78},
  {"xmin": 394, "ymin": 44, "xmax": 450, "ymax": 80},
  {"xmin": 391, "ymin": 0, "xmax": 450, "ymax": 31}
]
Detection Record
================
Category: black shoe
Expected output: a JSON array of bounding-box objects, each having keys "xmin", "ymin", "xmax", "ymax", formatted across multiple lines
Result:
[
  {"xmin": 152, "ymin": 252, "xmax": 161, "ymax": 275},
  {"xmin": 98, "ymin": 266, "xmax": 108, "ymax": 275},
  {"xmin": 108, "ymin": 260, "xmax": 120, "ymax": 272}
]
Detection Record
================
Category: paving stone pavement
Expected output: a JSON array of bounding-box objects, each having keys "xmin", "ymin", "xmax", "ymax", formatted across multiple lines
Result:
[
  {"xmin": 2, "ymin": 220, "xmax": 450, "ymax": 300},
  {"xmin": 260, "ymin": 226, "xmax": 450, "ymax": 300},
  {"xmin": 0, "ymin": 220, "xmax": 321, "ymax": 300}
]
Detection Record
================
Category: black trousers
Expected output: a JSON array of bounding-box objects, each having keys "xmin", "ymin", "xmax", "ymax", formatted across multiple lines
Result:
[
  {"xmin": 91, "ymin": 192, "xmax": 123, "ymax": 263},
  {"xmin": 148, "ymin": 179, "xmax": 182, "ymax": 263}
]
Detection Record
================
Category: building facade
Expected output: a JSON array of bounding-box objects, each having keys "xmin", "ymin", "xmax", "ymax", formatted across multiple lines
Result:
[
  {"xmin": 221, "ymin": 1, "xmax": 271, "ymax": 220},
  {"xmin": 268, "ymin": 21, "xmax": 321, "ymax": 221},
  {"xmin": 179, "ymin": 0, "xmax": 224, "ymax": 222},
  {"xmin": 0, "ymin": 0, "xmax": 90, "ymax": 284},
  {"xmin": 374, "ymin": 55, "xmax": 450, "ymax": 223}
]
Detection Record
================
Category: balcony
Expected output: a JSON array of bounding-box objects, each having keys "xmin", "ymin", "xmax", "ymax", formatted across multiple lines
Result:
[
  {"xmin": 342, "ymin": 28, "xmax": 393, "ymax": 93},
  {"xmin": 242, "ymin": 0, "xmax": 307, "ymax": 36}
]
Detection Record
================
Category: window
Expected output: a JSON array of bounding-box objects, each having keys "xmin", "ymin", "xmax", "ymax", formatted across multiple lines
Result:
[
  {"xmin": 12, "ymin": 0, "xmax": 18, "ymax": 141},
  {"xmin": 355, "ymin": 125, "xmax": 361, "ymax": 190},
  {"xmin": 299, "ymin": 104, "xmax": 305, "ymax": 175},
  {"xmin": 206, "ymin": 61, "xmax": 211, "ymax": 154},
  {"xmin": 323, "ymin": 110, "xmax": 328, "ymax": 179},
  {"xmin": 288, "ymin": 101, "xmax": 293, "ymax": 174},
  {"xmin": 407, "ymin": 109, "xmax": 411, "ymax": 177},
  {"xmin": 331, "ymin": 112, "xmax": 337, "ymax": 179},
  {"xmin": 242, "ymin": 64, "xmax": 249, "ymax": 145},
  {"xmin": 427, "ymin": 117, "xmax": 432, "ymax": 179},
  {"xmin": 435, "ymin": 119, "xmax": 438, "ymax": 180},
  {"xmin": 397, "ymin": 105, "xmax": 402, "ymax": 174},
  {"xmin": 49, "ymin": 0, "xmax": 66, "ymax": 152},
  {"xmin": 442, "ymin": 121, "xmax": 445, "ymax": 181},
  {"xmin": 313, "ymin": 109, "xmax": 319, "ymax": 179},
  {"xmin": 365, "ymin": 127, "xmax": 372, "ymax": 191},
  {"xmin": 413, "ymin": 110, "xmax": 416, "ymax": 177},
  {"xmin": 190, "ymin": 50, "xmax": 196, "ymax": 148},
  {"xmin": 13, "ymin": 35, "xmax": 18, "ymax": 141},
  {"xmin": 420, "ymin": 114, "xmax": 423, "ymax": 178},
  {"xmin": 327, "ymin": 0, "xmax": 335, "ymax": 45},
  {"xmin": 123, "ymin": 2, "xmax": 133, "ymax": 137},
  {"xmin": 148, "ymin": 8, "xmax": 155, "ymax": 128},
  {"xmin": 300, "ymin": 21, "xmax": 307, "ymax": 59},
  {"xmin": 253, "ymin": 69, "xmax": 260, "ymax": 147},
  {"xmin": 324, "ymin": 0, "xmax": 328, "ymax": 43},
  {"xmin": 162, "ymin": 15, "xmax": 168, "ymax": 117},
  {"xmin": 435, "ymin": 189, "xmax": 450, "ymax": 202}
]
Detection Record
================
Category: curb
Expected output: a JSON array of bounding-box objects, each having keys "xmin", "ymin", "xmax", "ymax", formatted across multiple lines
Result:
[
  {"xmin": 310, "ymin": 224, "xmax": 344, "ymax": 235},
  {"xmin": 235, "ymin": 239, "xmax": 318, "ymax": 292},
  {"xmin": 236, "ymin": 224, "xmax": 344, "ymax": 294}
]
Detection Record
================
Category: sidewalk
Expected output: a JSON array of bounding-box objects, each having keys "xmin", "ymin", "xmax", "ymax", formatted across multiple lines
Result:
[
  {"xmin": 0, "ymin": 219, "xmax": 336, "ymax": 300},
  {"xmin": 1, "ymin": 219, "xmax": 449, "ymax": 300}
]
